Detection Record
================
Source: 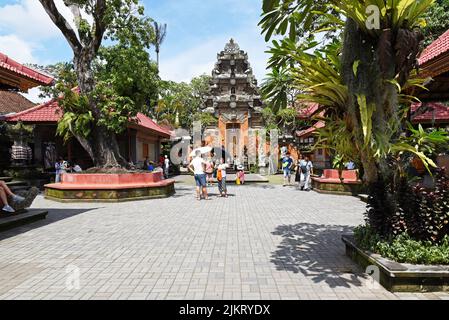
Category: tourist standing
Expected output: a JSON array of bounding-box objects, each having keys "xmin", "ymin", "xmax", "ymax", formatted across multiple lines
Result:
[
  {"xmin": 205, "ymin": 156, "xmax": 214, "ymax": 186},
  {"xmin": 55, "ymin": 157, "xmax": 67, "ymax": 183},
  {"xmin": 295, "ymin": 155, "xmax": 303, "ymax": 188},
  {"xmin": 164, "ymin": 155, "xmax": 170, "ymax": 179},
  {"xmin": 299, "ymin": 156, "xmax": 314, "ymax": 191},
  {"xmin": 188, "ymin": 150, "xmax": 209, "ymax": 200},
  {"xmin": 281, "ymin": 152, "xmax": 294, "ymax": 186},
  {"xmin": 236, "ymin": 165, "xmax": 245, "ymax": 185},
  {"xmin": 217, "ymin": 159, "xmax": 228, "ymax": 197}
]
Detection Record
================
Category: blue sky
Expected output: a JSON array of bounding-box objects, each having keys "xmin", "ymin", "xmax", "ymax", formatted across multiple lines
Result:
[{"xmin": 0, "ymin": 0, "xmax": 270, "ymax": 101}]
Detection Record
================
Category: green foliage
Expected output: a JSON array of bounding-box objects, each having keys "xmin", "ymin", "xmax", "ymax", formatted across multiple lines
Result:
[
  {"xmin": 259, "ymin": 0, "xmax": 340, "ymax": 42},
  {"xmin": 422, "ymin": 0, "xmax": 449, "ymax": 47},
  {"xmin": 193, "ymin": 112, "xmax": 218, "ymax": 127},
  {"xmin": 260, "ymin": 0, "xmax": 447, "ymax": 245},
  {"xmin": 354, "ymin": 225, "xmax": 449, "ymax": 264},
  {"xmin": 155, "ymin": 74, "xmax": 212, "ymax": 129},
  {"xmin": 4, "ymin": 122, "xmax": 34, "ymax": 143},
  {"xmin": 261, "ymin": 67, "xmax": 295, "ymax": 113}
]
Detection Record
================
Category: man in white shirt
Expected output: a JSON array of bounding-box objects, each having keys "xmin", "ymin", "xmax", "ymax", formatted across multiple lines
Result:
[
  {"xmin": 188, "ymin": 151, "xmax": 209, "ymax": 200},
  {"xmin": 299, "ymin": 156, "xmax": 314, "ymax": 191}
]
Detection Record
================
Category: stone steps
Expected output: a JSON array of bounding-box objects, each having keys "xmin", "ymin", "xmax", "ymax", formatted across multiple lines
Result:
[
  {"xmin": 6, "ymin": 180, "xmax": 29, "ymax": 193},
  {"xmin": 0, "ymin": 209, "xmax": 48, "ymax": 232}
]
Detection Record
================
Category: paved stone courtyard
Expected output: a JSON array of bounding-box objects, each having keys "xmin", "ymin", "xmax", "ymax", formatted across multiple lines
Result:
[{"xmin": 0, "ymin": 177, "xmax": 448, "ymax": 300}]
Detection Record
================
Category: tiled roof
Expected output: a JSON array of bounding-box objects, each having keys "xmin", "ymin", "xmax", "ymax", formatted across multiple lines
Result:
[
  {"xmin": 135, "ymin": 113, "xmax": 172, "ymax": 138},
  {"xmin": 0, "ymin": 90, "xmax": 36, "ymax": 115},
  {"xmin": 419, "ymin": 29, "xmax": 449, "ymax": 66},
  {"xmin": 411, "ymin": 102, "xmax": 449, "ymax": 124},
  {"xmin": 296, "ymin": 121, "xmax": 325, "ymax": 138},
  {"xmin": 5, "ymin": 99, "xmax": 61, "ymax": 122},
  {"xmin": 0, "ymin": 52, "xmax": 54, "ymax": 86},
  {"xmin": 5, "ymin": 98, "xmax": 172, "ymax": 137},
  {"xmin": 296, "ymin": 102, "xmax": 321, "ymax": 119}
]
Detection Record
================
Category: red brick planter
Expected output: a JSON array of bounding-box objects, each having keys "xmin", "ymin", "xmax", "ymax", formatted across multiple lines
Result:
[
  {"xmin": 312, "ymin": 169, "xmax": 364, "ymax": 195},
  {"xmin": 44, "ymin": 172, "xmax": 175, "ymax": 202}
]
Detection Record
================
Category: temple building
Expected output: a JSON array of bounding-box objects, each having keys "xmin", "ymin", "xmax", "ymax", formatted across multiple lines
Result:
[
  {"xmin": 4, "ymin": 100, "xmax": 171, "ymax": 170},
  {"xmin": 201, "ymin": 39, "xmax": 265, "ymax": 167},
  {"xmin": 413, "ymin": 29, "xmax": 449, "ymax": 129}
]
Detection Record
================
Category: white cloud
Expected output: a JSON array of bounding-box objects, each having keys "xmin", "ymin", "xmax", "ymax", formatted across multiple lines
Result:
[
  {"xmin": 0, "ymin": 0, "xmax": 74, "ymax": 41},
  {"xmin": 0, "ymin": 34, "xmax": 37, "ymax": 63},
  {"xmin": 0, "ymin": 0, "xmax": 94, "ymax": 66},
  {"xmin": 20, "ymin": 87, "xmax": 47, "ymax": 104}
]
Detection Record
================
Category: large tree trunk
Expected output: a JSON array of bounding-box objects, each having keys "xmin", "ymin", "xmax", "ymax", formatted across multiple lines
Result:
[
  {"xmin": 91, "ymin": 126, "xmax": 126, "ymax": 168},
  {"xmin": 341, "ymin": 19, "xmax": 399, "ymax": 184},
  {"xmin": 73, "ymin": 49, "xmax": 126, "ymax": 168}
]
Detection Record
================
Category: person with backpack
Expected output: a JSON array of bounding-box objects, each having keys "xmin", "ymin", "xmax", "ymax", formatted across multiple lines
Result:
[
  {"xmin": 299, "ymin": 155, "xmax": 314, "ymax": 191},
  {"xmin": 216, "ymin": 158, "xmax": 228, "ymax": 197}
]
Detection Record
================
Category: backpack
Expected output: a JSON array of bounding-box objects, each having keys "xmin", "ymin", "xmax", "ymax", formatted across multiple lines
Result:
[
  {"xmin": 217, "ymin": 169, "xmax": 222, "ymax": 181},
  {"xmin": 300, "ymin": 161, "xmax": 309, "ymax": 174}
]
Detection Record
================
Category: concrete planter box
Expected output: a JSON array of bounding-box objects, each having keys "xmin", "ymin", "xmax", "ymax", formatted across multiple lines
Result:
[
  {"xmin": 342, "ymin": 234, "xmax": 449, "ymax": 292},
  {"xmin": 312, "ymin": 180, "xmax": 364, "ymax": 195},
  {"xmin": 44, "ymin": 172, "xmax": 175, "ymax": 202}
]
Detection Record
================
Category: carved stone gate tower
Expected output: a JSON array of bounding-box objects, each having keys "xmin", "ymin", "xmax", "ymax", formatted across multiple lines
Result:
[{"xmin": 202, "ymin": 39, "xmax": 264, "ymax": 165}]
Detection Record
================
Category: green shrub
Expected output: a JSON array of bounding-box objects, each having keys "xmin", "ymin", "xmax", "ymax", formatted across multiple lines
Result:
[{"xmin": 354, "ymin": 225, "xmax": 449, "ymax": 265}]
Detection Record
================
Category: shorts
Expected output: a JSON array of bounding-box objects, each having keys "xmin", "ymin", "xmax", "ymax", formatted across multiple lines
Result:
[
  {"xmin": 283, "ymin": 169, "xmax": 291, "ymax": 177},
  {"xmin": 194, "ymin": 174, "xmax": 207, "ymax": 187}
]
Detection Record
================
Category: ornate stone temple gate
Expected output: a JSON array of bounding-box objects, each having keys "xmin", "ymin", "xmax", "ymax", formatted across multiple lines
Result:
[{"xmin": 201, "ymin": 39, "xmax": 265, "ymax": 168}]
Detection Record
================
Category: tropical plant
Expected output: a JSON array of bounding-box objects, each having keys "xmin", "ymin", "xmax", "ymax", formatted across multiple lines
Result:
[
  {"xmin": 261, "ymin": 67, "xmax": 296, "ymax": 113},
  {"xmin": 260, "ymin": 0, "xmax": 449, "ymax": 244},
  {"xmin": 261, "ymin": 0, "xmax": 436, "ymax": 183},
  {"xmin": 153, "ymin": 21, "xmax": 167, "ymax": 69},
  {"xmin": 354, "ymin": 225, "xmax": 449, "ymax": 264}
]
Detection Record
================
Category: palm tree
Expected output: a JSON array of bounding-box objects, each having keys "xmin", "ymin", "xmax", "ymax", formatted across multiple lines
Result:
[
  {"xmin": 261, "ymin": 67, "xmax": 295, "ymax": 114},
  {"xmin": 153, "ymin": 22, "xmax": 167, "ymax": 69}
]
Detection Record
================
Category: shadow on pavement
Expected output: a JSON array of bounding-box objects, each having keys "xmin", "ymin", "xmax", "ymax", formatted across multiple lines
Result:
[
  {"xmin": 0, "ymin": 207, "xmax": 99, "ymax": 241},
  {"xmin": 271, "ymin": 222, "xmax": 366, "ymax": 288}
]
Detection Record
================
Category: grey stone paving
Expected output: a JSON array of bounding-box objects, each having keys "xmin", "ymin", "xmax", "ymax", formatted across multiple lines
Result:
[{"xmin": 0, "ymin": 177, "xmax": 448, "ymax": 300}]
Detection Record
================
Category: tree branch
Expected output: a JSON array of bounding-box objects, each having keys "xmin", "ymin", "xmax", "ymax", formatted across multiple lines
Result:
[
  {"xmin": 91, "ymin": 0, "xmax": 107, "ymax": 53},
  {"xmin": 39, "ymin": 0, "xmax": 82, "ymax": 53}
]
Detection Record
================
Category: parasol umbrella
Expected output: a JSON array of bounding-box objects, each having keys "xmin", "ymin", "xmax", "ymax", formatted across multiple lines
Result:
[{"xmin": 189, "ymin": 146, "xmax": 213, "ymax": 157}]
